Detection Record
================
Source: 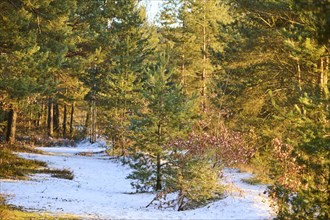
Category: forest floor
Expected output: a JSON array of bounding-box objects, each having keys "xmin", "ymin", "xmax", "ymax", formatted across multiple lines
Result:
[{"xmin": 0, "ymin": 141, "xmax": 275, "ymax": 219}]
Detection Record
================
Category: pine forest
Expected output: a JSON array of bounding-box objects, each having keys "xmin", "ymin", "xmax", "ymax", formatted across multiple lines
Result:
[{"xmin": 0, "ymin": 0, "xmax": 329, "ymax": 219}]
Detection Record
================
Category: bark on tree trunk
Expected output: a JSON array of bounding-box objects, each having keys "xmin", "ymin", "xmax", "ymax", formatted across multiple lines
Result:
[
  {"xmin": 70, "ymin": 101, "xmax": 75, "ymax": 137},
  {"xmin": 156, "ymin": 153, "xmax": 162, "ymax": 191},
  {"xmin": 6, "ymin": 108, "xmax": 17, "ymax": 144},
  {"xmin": 156, "ymin": 123, "xmax": 162, "ymax": 191},
  {"xmin": 28, "ymin": 107, "xmax": 32, "ymax": 132},
  {"xmin": 319, "ymin": 57, "xmax": 330, "ymax": 99},
  {"xmin": 120, "ymin": 108, "xmax": 126, "ymax": 155},
  {"xmin": 202, "ymin": 0, "xmax": 207, "ymax": 112},
  {"xmin": 120, "ymin": 135, "xmax": 125, "ymax": 156},
  {"xmin": 53, "ymin": 102, "xmax": 60, "ymax": 134},
  {"xmin": 63, "ymin": 103, "xmax": 67, "ymax": 138},
  {"xmin": 36, "ymin": 102, "xmax": 42, "ymax": 128},
  {"xmin": 323, "ymin": 56, "xmax": 329, "ymax": 99},
  {"xmin": 85, "ymin": 105, "xmax": 91, "ymax": 138},
  {"xmin": 297, "ymin": 60, "xmax": 302, "ymax": 91},
  {"xmin": 38, "ymin": 101, "xmax": 45, "ymax": 128},
  {"xmin": 47, "ymin": 100, "xmax": 53, "ymax": 137},
  {"xmin": 90, "ymin": 99, "xmax": 97, "ymax": 143},
  {"xmin": 90, "ymin": 102, "xmax": 93, "ymax": 143},
  {"xmin": 181, "ymin": 19, "xmax": 186, "ymax": 93}
]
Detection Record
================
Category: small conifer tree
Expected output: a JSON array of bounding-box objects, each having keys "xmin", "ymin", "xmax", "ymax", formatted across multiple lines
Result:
[
  {"xmin": 128, "ymin": 53, "xmax": 223, "ymax": 210},
  {"xmin": 128, "ymin": 52, "xmax": 195, "ymax": 191}
]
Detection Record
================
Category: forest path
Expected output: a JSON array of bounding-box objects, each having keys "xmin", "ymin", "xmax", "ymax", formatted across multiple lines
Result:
[{"xmin": 0, "ymin": 142, "xmax": 275, "ymax": 219}]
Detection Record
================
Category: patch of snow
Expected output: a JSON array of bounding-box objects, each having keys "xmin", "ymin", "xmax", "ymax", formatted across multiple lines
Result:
[
  {"xmin": 0, "ymin": 142, "xmax": 275, "ymax": 219},
  {"xmin": 37, "ymin": 140, "xmax": 107, "ymax": 155}
]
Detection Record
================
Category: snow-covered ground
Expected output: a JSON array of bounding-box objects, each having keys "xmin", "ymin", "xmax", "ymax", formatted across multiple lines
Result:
[{"xmin": 0, "ymin": 142, "xmax": 275, "ymax": 219}]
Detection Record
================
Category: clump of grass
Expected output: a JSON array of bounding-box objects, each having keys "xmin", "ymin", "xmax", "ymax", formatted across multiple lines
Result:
[
  {"xmin": 1, "ymin": 194, "xmax": 79, "ymax": 220},
  {"xmin": 5, "ymin": 143, "xmax": 42, "ymax": 154},
  {"xmin": 38, "ymin": 168, "xmax": 74, "ymax": 180},
  {"xmin": 0, "ymin": 144, "xmax": 76, "ymax": 219},
  {"xmin": 242, "ymin": 176, "xmax": 263, "ymax": 185},
  {"xmin": 0, "ymin": 146, "xmax": 74, "ymax": 180},
  {"xmin": 76, "ymin": 151, "xmax": 94, "ymax": 156},
  {"xmin": 235, "ymin": 163, "xmax": 273, "ymax": 185},
  {"xmin": 0, "ymin": 148, "xmax": 47, "ymax": 180},
  {"xmin": 0, "ymin": 194, "xmax": 9, "ymax": 220}
]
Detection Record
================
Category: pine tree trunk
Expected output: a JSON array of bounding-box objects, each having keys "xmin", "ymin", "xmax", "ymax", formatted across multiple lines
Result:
[
  {"xmin": 6, "ymin": 108, "xmax": 17, "ymax": 144},
  {"xmin": 38, "ymin": 101, "xmax": 45, "ymax": 128},
  {"xmin": 47, "ymin": 100, "xmax": 53, "ymax": 137},
  {"xmin": 53, "ymin": 102, "xmax": 60, "ymax": 134},
  {"xmin": 156, "ymin": 122, "xmax": 162, "ymax": 191},
  {"xmin": 297, "ymin": 60, "xmax": 302, "ymax": 91},
  {"xmin": 323, "ymin": 56, "xmax": 329, "ymax": 99},
  {"xmin": 318, "ymin": 57, "xmax": 329, "ymax": 99},
  {"xmin": 85, "ymin": 105, "xmax": 91, "ymax": 138},
  {"xmin": 90, "ymin": 99, "xmax": 97, "ymax": 143},
  {"xmin": 182, "ymin": 54, "xmax": 185, "ymax": 89},
  {"xmin": 120, "ymin": 135, "xmax": 125, "ymax": 156},
  {"xmin": 70, "ymin": 101, "xmax": 75, "ymax": 137},
  {"xmin": 36, "ymin": 102, "xmax": 42, "ymax": 128},
  {"xmin": 202, "ymin": 0, "xmax": 207, "ymax": 112},
  {"xmin": 120, "ymin": 108, "xmax": 125, "ymax": 155},
  {"xmin": 28, "ymin": 107, "xmax": 32, "ymax": 132},
  {"xmin": 90, "ymin": 102, "xmax": 93, "ymax": 143},
  {"xmin": 156, "ymin": 153, "xmax": 162, "ymax": 191},
  {"xmin": 94, "ymin": 104, "xmax": 97, "ymax": 143},
  {"xmin": 63, "ymin": 103, "xmax": 67, "ymax": 138},
  {"xmin": 181, "ymin": 19, "xmax": 186, "ymax": 93}
]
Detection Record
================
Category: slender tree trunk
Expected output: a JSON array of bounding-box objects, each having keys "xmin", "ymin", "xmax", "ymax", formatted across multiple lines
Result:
[
  {"xmin": 63, "ymin": 103, "xmax": 67, "ymax": 138},
  {"xmin": 181, "ymin": 19, "xmax": 186, "ymax": 93},
  {"xmin": 156, "ymin": 153, "xmax": 162, "ymax": 191},
  {"xmin": 53, "ymin": 102, "xmax": 60, "ymax": 134},
  {"xmin": 156, "ymin": 123, "xmax": 162, "ymax": 191},
  {"xmin": 38, "ymin": 101, "xmax": 45, "ymax": 128},
  {"xmin": 90, "ymin": 99, "xmax": 97, "ymax": 143},
  {"xmin": 47, "ymin": 100, "xmax": 53, "ymax": 137},
  {"xmin": 93, "ymin": 103, "xmax": 97, "ymax": 143},
  {"xmin": 120, "ymin": 134, "xmax": 125, "ymax": 156},
  {"xmin": 297, "ymin": 60, "xmax": 302, "ymax": 91},
  {"xmin": 318, "ymin": 57, "xmax": 329, "ymax": 99},
  {"xmin": 28, "ymin": 107, "xmax": 32, "ymax": 132},
  {"xmin": 202, "ymin": 0, "xmax": 207, "ymax": 112},
  {"xmin": 90, "ymin": 102, "xmax": 93, "ymax": 143},
  {"xmin": 36, "ymin": 102, "xmax": 42, "ymax": 128},
  {"xmin": 182, "ymin": 54, "xmax": 185, "ymax": 88},
  {"xmin": 325, "ymin": 56, "xmax": 329, "ymax": 112},
  {"xmin": 325, "ymin": 56, "xmax": 329, "ymax": 83},
  {"xmin": 6, "ymin": 108, "xmax": 17, "ymax": 144},
  {"xmin": 70, "ymin": 101, "xmax": 75, "ymax": 137},
  {"xmin": 85, "ymin": 105, "xmax": 91, "ymax": 138}
]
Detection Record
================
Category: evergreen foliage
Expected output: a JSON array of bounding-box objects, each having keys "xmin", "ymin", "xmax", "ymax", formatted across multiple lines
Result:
[
  {"xmin": 128, "ymin": 53, "xmax": 196, "ymax": 191},
  {"xmin": 222, "ymin": 0, "xmax": 329, "ymax": 218},
  {"xmin": 0, "ymin": 0, "xmax": 328, "ymax": 216},
  {"xmin": 159, "ymin": 0, "xmax": 232, "ymax": 112},
  {"xmin": 267, "ymin": 93, "xmax": 329, "ymax": 219},
  {"xmin": 102, "ymin": 0, "xmax": 155, "ymax": 153},
  {"xmin": 128, "ymin": 54, "xmax": 225, "ymax": 210}
]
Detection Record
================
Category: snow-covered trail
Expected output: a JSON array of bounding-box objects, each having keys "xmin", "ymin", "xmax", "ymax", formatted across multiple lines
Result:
[{"xmin": 0, "ymin": 142, "xmax": 275, "ymax": 219}]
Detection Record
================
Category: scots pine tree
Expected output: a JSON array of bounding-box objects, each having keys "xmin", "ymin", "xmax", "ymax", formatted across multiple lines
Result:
[
  {"xmin": 128, "ymin": 53, "xmax": 195, "ymax": 192},
  {"xmin": 221, "ymin": 0, "xmax": 329, "ymax": 218},
  {"xmin": 0, "ymin": 0, "xmax": 46, "ymax": 143},
  {"xmin": 164, "ymin": 0, "xmax": 232, "ymax": 112},
  {"xmin": 74, "ymin": 0, "xmax": 112, "ymax": 142},
  {"xmin": 101, "ymin": 0, "xmax": 155, "ymax": 152}
]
